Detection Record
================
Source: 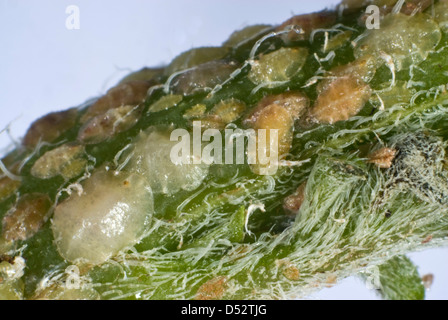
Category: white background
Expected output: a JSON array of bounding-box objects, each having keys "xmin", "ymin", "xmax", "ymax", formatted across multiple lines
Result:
[{"xmin": 0, "ymin": 0, "xmax": 446, "ymax": 299}]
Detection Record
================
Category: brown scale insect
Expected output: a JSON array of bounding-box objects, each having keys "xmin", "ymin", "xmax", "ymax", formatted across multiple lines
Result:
[
  {"xmin": 305, "ymin": 57, "xmax": 375, "ymax": 127},
  {"xmin": 243, "ymin": 91, "xmax": 309, "ymax": 175},
  {"xmin": 0, "ymin": 176, "xmax": 21, "ymax": 202},
  {"xmin": 0, "ymin": 154, "xmax": 22, "ymax": 201},
  {"xmin": 0, "ymin": 255, "xmax": 14, "ymax": 264},
  {"xmin": 276, "ymin": 259, "xmax": 300, "ymax": 281},
  {"xmin": 367, "ymin": 147, "xmax": 397, "ymax": 169},
  {"xmin": 195, "ymin": 276, "xmax": 228, "ymax": 300},
  {"xmin": 171, "ymin": 60, "xmax": 239, "ymax": 96},
  {"xmin": 22, "ymin": 108, "xmax": 78, "ymax": 148},
  {"xmin": 78, "ymin": 104, "xmax": 143, "ymax": 144},
  {"xmin": 30, "ymin": 143, "xmax": 86, "ymax": 180},
  {"xmin": 422, "ymin": 273, "xmax": 434, "ymax": 289},
  {"xmin": 189, "ymin": 99, "xmax": 246, "ymax": 130},
  {"xmin": 356, "ymin": 0, "xmax": 433, "ymax": 26},
  {"xmin": 2, "ymin": 193, "xmax": 52, "ymax": 241},
  {"xmin": 309, "ymin": 71, "xmax": 372, "ymax": 125},
  {"xmin": 246, "ymin": 91, "xmax": 309, "ymax": 123},
  {"xmin": 276, "ymin": 10, "xmax": 337, "ymax": 42},
  {"xmin": 80, "ymin": 80, "xmax": 152, "ymax": 123},
  {"xmin": 164, "ymin": 47, "xmax": 228, "ymax": 76},
  {"xmin": 248, "ymin": 47, "xmax": 308, "ymax": 86},
  {"xmin": 148, "ymin": 94, "xmax": 183, "ymax": 113},
  {"xmin": 283, "ymin": 181, "xmax": 307, "ymax": 216},
  {"xmin": 422, "ymin": 234, "xmax": 433, "ymax": 244}
]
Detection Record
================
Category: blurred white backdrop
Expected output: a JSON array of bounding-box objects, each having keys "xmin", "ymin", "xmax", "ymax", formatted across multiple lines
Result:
[{"xmin": 0, "ymin": 0, "xmax": 446, "ymax": 299}]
